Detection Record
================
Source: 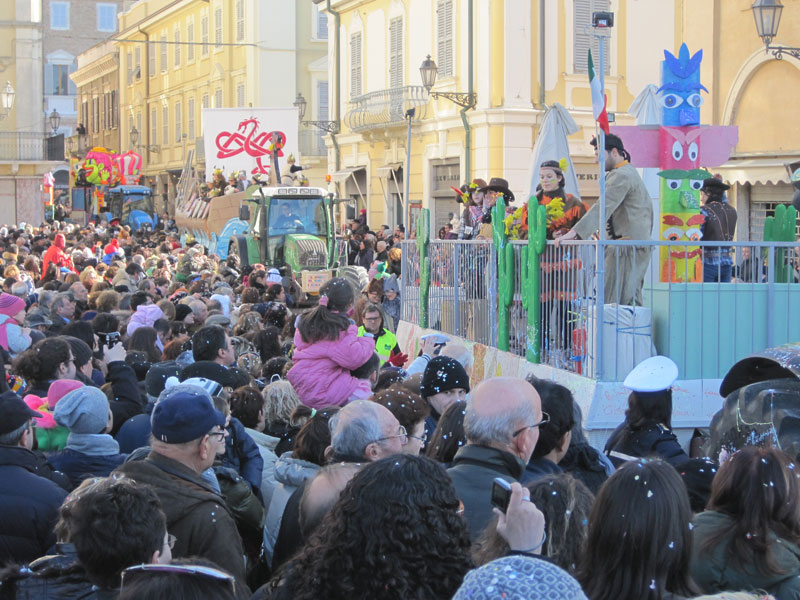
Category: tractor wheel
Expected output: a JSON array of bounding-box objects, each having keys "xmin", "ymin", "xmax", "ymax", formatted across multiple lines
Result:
[{"xmin": 337, "ymin": 265, "xmax": 369, "ymax": 297}]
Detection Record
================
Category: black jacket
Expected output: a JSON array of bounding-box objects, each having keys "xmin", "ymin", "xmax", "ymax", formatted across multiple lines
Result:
[
  {"xmin": 0, "ymin": 446, "xmax": 68, "ymax": 568},
  {"xmin": 604, "ymin": 422, "xmax": 689, "ymax": 469},
  {"xmin": 106, "ymin": 361, "xmax": 146, "ymax": 436},
  {"xmin": 447, "ymin": 444, "xmax": 525, "ymax": 540}
]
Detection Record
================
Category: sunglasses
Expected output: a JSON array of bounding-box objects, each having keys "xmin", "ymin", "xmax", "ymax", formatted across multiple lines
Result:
[{"xmin": 120, "ymin": 564, "xmax": 235, "ymax": 594}]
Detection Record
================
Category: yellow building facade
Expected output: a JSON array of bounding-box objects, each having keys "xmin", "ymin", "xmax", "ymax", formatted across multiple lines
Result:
[
  {"xmin": 322, "ymin": 0, "xmax": 686, "ymax": 232},
  {"xmin": 117, "ymin": 0, "xmax": 329, "ymax": 214}
]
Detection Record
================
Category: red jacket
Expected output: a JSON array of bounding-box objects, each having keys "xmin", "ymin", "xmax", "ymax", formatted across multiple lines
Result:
[{"xmin": 42, "ymin": 234, "xmax": 75, "ymax": 275}]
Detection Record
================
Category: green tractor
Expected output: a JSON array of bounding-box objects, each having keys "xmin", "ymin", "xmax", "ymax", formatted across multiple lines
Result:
[{"xmin": 229, "ymin": 185, "xmax": 367, "ymax": 302}]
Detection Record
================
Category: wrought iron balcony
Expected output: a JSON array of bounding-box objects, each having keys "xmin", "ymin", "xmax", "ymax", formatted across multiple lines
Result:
[
  {"xmin": 344, "ymin": 86, "xmax": 429, "ymax": 133},
  {"xmin": 0, "ymin": 132, "xmax": 50, "ymax": 161}
]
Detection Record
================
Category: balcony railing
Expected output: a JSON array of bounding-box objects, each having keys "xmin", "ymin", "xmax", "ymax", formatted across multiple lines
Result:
[
  {"xmin": 344, "ymin": 85, "xmax": 429, "ymax": 132},
  {"xmin": 0, "ymin": 132, "xmax": 50, "ymax": 161}
]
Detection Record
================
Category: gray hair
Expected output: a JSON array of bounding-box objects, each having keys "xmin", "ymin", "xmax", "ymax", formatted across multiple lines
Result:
[
  {"xmin": 0, "ymin": 420, "xmax": 30, "ymax": 446},
  {"xmin": 329, "ymin": 400, "xmax": 383, "ymax": 460},
  {"xmin": 10, "ymin": 281, "xmax": 28, "ymax": 298},
  {"xmin": 38, "ymin": 290, "xmax": 56, "ymax": 310},
  {"xmin": 51, "ymin": 292, "xmax": 74, "ymax": 313},
  {"xmin": 464, "ymin": 395, "xmax": 536, "ymax": 446}
]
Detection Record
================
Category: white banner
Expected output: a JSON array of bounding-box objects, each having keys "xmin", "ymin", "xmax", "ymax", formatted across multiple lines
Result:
[{"xmin": 202, "ymin": 108, "xmax": 299, "ymax": 180}]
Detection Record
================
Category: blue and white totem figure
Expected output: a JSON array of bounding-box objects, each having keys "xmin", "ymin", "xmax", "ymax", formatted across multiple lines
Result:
[{"xmin": 659, "ymin": 43, "xmax": 707, "ymax": 127}]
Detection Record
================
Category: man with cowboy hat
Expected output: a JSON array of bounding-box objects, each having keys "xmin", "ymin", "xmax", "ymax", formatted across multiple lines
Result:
[
  {"xmin": 556, "ymin": 133, "xmax": 653, "ymax": 306},
  {"xmin": 476, "ymin": 178, "xmax": 515, "ymax": 239},
  {"xmin": 699, "ymin": 176, "xmax": 737, "ymax": 283}
]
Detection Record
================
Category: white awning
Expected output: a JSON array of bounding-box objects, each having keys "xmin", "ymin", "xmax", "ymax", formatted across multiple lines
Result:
[
  {"xmin": 330, "ymin": 167, "xmax": 363, "ymax": 183},
  {"xmin": 376, "ymin": 162, "xmax": 403, "ymax": 178},
  {"xmin": 716, "ymin": 158, "xmax": 794, "ymax": 186}
]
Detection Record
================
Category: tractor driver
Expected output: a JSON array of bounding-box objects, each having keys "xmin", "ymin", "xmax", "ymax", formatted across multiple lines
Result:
[{"xmin": 273, "ymin": 202, "xmax": 304, "ymax": 231}]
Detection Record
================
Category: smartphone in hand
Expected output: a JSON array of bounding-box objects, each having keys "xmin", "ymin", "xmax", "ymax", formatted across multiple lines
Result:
[{"xmin": 491, "ymin": 477, "xmax": 512, "ymax": 513}]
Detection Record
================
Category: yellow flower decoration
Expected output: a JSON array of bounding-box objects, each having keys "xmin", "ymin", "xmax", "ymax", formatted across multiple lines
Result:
[
  {"xmin": 546, "ymin": 197, "xmax": 565, "ymax": 222},
  {"xmin": 558, "ymin": 157, "xmax": 569, "ymax": 173}
]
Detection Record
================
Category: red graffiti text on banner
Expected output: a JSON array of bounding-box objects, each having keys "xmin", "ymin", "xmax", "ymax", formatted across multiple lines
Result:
[{"xmin": 215, "ymin": 117, "xmax": 286, "ymax": 175}]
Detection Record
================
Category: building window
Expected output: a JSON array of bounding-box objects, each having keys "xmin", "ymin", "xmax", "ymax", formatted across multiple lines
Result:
[
  {"xmin": 236, "ymin": 0, "xmax": 244, "ymax": 42},
  {"xmin": 51, "ymin": 64, "xmax": 70, "ymax": 95},
  {"xmin": 126, "ymin": 51, "xmax": 133, "ymax": 85},
  {"xmin": 201, "ymin": 10, "xmax": 209, "ymax": 56},
  {"xmin": 350, "ymin": 32, "xmax": 362, "ymax": 98},
  {"xmin": 96, "ymin": 3, "xmax": 116, "ymax": 32},
  {"xmin": 214, "ymin": 7, "xmax": 223, "ymax": 49},
  {"xmin": 150, "ymin": 108, "xmax": 157, "ymax": 148},
  {"xmin": 313, "ymin": 4, "xmax": 328, "ymax": 41},
  {"xmin": 201, "ymin": 94, "xmax": 209, "ymax": 135},
  {"xmin": 110, "ymin": 91, "xmax": 117, "ymax": 128},
  {"xmin": 174, "ymin": 27, "xmax": 181, "ymax": 67},
  {"xmin": 81, "ymin": 101, "xmax": 89, "ymax": 130},
  {"xmin": 134, "ymin": 46, "xmax": 141, "ymax": 79},
  {"xmin": 214, "ymin": 88, "xmax": 222, "ymax": 108},
  {"xmin": 50, "ymin": 1, "xmax": 69, "ymax": 30},
  {"xmin": 162, "ymin": 106, "xmax": 169, "ymax": 146},
  {"xmin": 237, "ymin": 84, "xmax": 245, "ymax": 107},
  {"xmin": 188, "ymin": 97, "xmax": 195, "ymax": 139},
  {"xmin": 136, "ymin": 112, "xmax": 142, "ymax": 139},
  {"xmin": 389, "ymin": 17, "xmax": 403, "ymax": 88},
  {"xmin": 573, "ymin": 0, "xmax": 610, "ymax": 74},
  {"xmin": 175, "ymin": 102, "xmax": 182, "ymax": 143},
  {"xmin": 436, "ymin": 0, "xmax": 453, "ymax": 77},
  {"xmin": 187, "ymin": 18, "xmax": 195, "ymax": 61},
  {"xmin": 160, "ymin": 35, "xmax": 168, "ymax": 73}
]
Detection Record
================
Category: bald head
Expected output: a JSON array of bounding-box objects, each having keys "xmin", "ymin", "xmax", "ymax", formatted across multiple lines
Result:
[{"xmin": 464, "ymin": 377, "xmax": 541, "ymax": 462}]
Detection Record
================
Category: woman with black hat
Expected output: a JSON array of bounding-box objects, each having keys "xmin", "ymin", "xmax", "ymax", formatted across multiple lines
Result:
[{"xmin": 699, "ymin": 176, "xmax": 737, "ymax": 283}]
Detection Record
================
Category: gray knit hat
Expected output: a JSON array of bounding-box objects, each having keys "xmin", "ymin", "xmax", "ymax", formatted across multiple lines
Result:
[
  {"xmin": 452, "ymin": 556, "xmax": 587, "ymax": 600},
  {"xmin": 53, "ymin": 386, "xmax": 109, "ymax": 434}
]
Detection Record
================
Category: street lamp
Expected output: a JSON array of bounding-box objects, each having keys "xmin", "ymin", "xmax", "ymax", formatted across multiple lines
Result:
[
  {"xmin": 293, "ymin": 92, "xmax": 339, "ymax": 134},
  {"xmin": 130, "ymin": 125, "xmax": 160, "ymax": 153},
  {"xmin": 49, "ymin": 109, "xmax": 61, "ymax": 135},
  {"xmin": 752, "ymin": 0, "xmax": 800, "ymax": 60},
  {"xmin": 419, "ymin": 55, "xmax": 477, "ymax": 109},
  {"xmin": 130, "ymin": 126, "xmax": 139, "ymax": 147},
  {"xmin": 0, "ymin": 81, "xmax": 14, "ymax": 120}
]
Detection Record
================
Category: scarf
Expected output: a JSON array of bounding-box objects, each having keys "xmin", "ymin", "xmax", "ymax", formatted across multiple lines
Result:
[{"xmin": 65, "ymin": 433, "xmax": 120, "ymax": 456}]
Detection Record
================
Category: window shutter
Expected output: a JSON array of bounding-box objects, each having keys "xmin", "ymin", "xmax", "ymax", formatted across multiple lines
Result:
[
  {"xmin": 236, "ymin": 0, "xmax": 244, "ymax": 42},
  {"xmin": 68, "ymin": 63, "xmax": 77, "ymax": 96},
  {"xmin": 215, "ymin": 88, "xmax": 222, "ymax": 109},
  {"xmin": 187, "ymin": 19, "xmax": 194, "ymax": 61},
  {"xmin": 389, "ymin": 18, "xmax": 403, "ymax": 89},
  {"xmin": 202, "ymin": 12, "xmax": 209, "ymax": 55},
  {"xmin": 127, "ymin": 51, "xmax": 133, "ymax": 85},
  {"xmin": 215, "ymin": 7, "xmax": 223, "ymax": 48},
  {"xmin": 237, "ymin": 84, "xmax": 245, "ymax": 107},
  {"xmin": 174, "ymin": 28, "xmax": 181, "ymax": 66},
  {"xmin": 151, "ymin": 108, "xmax": 157, "ymax": 145},
  {"xmin": 160, "ymin": 35, "xmax": 167, "ymax": 72},
  {"xmin": 175, "ymin": 102, "xmax": 182, "ymax": 143},
  {"xmin": 350, "ymin": 33, "xmax": 362, "ymax": 98},
  {"xmin": 437, "ymin": 1, "xmax": 453, "ymax": 77},
  {"xmin": 573, "ymin": 0, "xmax": 610, "ymax": 74},
  {"xmin": 163, "ymin": 106, "xmax": 169, "ymax": 146},
  {"xmin": 188, "ymin": 97, "xmax": 195, "ymax": 139},
  {"xmin": 317, "ymin": 8, "xmax": 328, "ymax": 40},
  {"xmin": 318, "ymin": 81, "xmax": 329, "ymax": 120}
]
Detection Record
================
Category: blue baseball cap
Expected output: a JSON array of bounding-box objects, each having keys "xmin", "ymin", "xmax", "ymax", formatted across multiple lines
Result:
[{"xmin": 151, "ymin": 388, "xmax": 226, "ymax": 444}]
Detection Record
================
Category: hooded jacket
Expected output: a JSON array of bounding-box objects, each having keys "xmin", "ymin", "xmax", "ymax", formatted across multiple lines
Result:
[
  {"xmin": 690, "ymin": 510, "xmax": 800, "ymax": 599},
  {"xmin": 263, "ymin": 452, "xmax": 320, "ymax": 567},
  {"xmin": 126, "ymin": 303, "xmax": 164, "ymax": 337},
  {"xmin": 42, "ymin": 234, "xmax": 75, "ymax": 276},
  {"xmin": 287, "ymin": 324, "xmax": 376, "ymax": 408},
  {"xmin": 244, "ymin": 426, "xmax": 280, "ymax": 507},
  {"xmin": 114, "ymin": 450, "xmax": 248, "ymax": 590}
]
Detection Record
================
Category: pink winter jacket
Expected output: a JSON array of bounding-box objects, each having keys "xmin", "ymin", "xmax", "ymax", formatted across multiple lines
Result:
[
  {"xmin": 287, "ymin": 324, "xmax": 376, "ymax": 408},
  {"xmin": 126, "ymin": 304, "xmax": 164, "ymax": 336}
]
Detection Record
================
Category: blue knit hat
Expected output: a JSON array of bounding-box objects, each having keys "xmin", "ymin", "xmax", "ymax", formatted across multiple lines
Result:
[{"xmin": 453, "ymin": 556, "xmax": 587, "ymax": 600}]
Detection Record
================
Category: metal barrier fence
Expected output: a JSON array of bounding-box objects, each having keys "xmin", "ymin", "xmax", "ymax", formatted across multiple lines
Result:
[{"xmin": 401, "ymin": 239, "xmax": 800, "ymax": 382}]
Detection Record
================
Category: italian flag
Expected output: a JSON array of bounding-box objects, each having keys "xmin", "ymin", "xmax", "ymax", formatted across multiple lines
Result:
[{"xmin": 588, "ymin": 49, "xmax": 610, "ymax": 135}]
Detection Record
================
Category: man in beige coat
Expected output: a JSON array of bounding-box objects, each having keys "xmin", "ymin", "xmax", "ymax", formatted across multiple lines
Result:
[{"xmin": 557, "ymin": 134, "xmax": 653, "ymax": 306}]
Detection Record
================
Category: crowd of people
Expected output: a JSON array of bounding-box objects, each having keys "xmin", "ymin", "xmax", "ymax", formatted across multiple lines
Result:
[{"xmin": 0, "ymin": 217, "xmax": 791, "ymax": 600}]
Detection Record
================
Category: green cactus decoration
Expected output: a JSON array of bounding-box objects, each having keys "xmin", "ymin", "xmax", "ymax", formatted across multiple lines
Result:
[
  {"xmin": 520, "ymin": 200, "xmax": 547, "ymax": 363},
  {"xmin": 491, "ymin": 196, "xmax": 514, "ymax": 351},
  {"xmin": 764, "ymin": 203, "xmax": 797, "ymax": 283},
  {"xmin": 416, "ymin": 208, "xmax": 431, "ymax": 328}
]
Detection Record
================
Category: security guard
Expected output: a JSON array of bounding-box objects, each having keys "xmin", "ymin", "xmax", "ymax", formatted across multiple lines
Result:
[{"xmin": 357, "ymin": 302, "xmax": 400, "ymax": 366}]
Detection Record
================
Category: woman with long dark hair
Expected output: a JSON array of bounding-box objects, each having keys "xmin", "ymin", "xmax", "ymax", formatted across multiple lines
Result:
[
  {"xmin": 127, "ymin": 326, "xmax": 162, "ymax": 363},
  {"xmin": 690, "ymin": 447, "xmax": 800, "ymax": 598},
  {"xmin": 14, "ymin": 337, "xmax": 76, "ymax": 398},
  {"xmin": 262, "ymin": 454, "xmax": 473, "ymax": 600},
  {"xmin": 577, "ymin": 459, "xmax": 699, "ymax": 600},
  {"xmin": 604, "ymin": 356, "xmax": 688, "ymax": 468}
]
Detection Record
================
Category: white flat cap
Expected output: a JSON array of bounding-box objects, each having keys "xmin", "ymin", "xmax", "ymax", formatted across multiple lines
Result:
[{"xmin": 623, "ymin": 356, "xmax": 679, "ymax": 392}]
